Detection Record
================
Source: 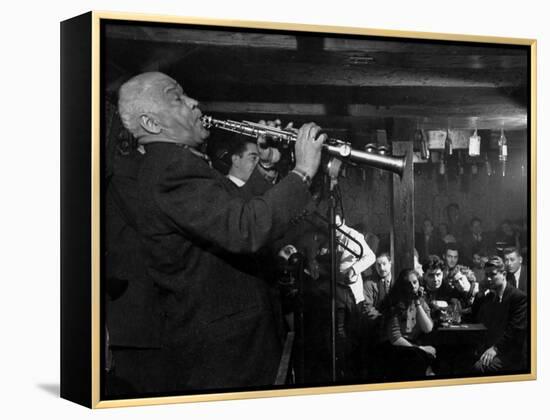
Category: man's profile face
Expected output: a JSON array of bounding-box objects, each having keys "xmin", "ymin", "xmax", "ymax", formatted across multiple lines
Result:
[
  {"xmin": 375, "ymin": 256, "xmax": 391, "ymax": 279},
  {"xmin": 485, "ymin": 268, "xmax": 506, "ymax": 290},
  {"xmin": 444, "ymin": 249, "xmax": 459, "ymax": 269},
  {"xmin": 232, "ymin": 142, "xmax": 259, "ymax": 182},
  {"xmin": 504, "ymin": 251, "xmax": 522, "ymax": 274},
  {"xmin": 425, "ymin": 268, "xmax": 443, "ymax": 290},
  {"xmin": 150, "ymin": 75, "xmax": 209, "ymax": 147}
]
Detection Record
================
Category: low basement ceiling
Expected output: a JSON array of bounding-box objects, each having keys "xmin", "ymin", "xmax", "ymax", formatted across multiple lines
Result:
[{"xmin": 104, "ymin": 21, "xmax": 529, "ymax": 147}]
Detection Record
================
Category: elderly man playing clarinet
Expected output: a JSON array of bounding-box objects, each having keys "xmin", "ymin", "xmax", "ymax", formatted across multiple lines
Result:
[{"xmin": 115, "ymin": 71, "xmax": 326, "ymax": 393}]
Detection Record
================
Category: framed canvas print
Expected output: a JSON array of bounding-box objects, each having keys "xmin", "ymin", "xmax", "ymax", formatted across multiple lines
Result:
[{"xmin": 60, "ymin": 11, "xmax": 537, "ymax": 408}]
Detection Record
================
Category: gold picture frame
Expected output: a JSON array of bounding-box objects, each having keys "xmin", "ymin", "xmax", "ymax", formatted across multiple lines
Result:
[{"xmin": 60, "ymin": 10, "xmax": 536, "ymax": 408}]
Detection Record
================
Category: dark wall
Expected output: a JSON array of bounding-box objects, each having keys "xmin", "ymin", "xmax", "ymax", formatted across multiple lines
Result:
[{"xmin": 333, "ymin": 149, "xmax": 528, "ymax": 239}]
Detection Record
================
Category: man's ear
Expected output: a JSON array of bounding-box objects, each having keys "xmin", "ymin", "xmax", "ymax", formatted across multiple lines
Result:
[
  {"xmin": 231, "ymin": 154, "xmax": 240, "ymax": 168},
  {"xmin": 139, "ymin": 114, "xmax": 162, "ymax": 134}
]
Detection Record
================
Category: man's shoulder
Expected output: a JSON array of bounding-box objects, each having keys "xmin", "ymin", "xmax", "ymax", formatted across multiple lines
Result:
[
  {"xmin": 143, "ymin": 143, "xmax": 211, "ymax": 173},
  {"xmin": 507, "ymin": 284, "xmax": 527, "ymax": 301},
  {"xmin": 364, "ymin": 276, "xmax": 380, "ymax": 287}
]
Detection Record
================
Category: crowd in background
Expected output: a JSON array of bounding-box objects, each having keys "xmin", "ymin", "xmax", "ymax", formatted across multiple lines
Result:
[{"xmin": 285, "ymin": 200, "xmax": 529, "ymax": 383}]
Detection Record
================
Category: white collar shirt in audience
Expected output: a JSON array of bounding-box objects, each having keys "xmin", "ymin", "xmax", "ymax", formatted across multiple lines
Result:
[{"xmin": 513, "ymin": 266, "xmax": 522, "ymax": 288}]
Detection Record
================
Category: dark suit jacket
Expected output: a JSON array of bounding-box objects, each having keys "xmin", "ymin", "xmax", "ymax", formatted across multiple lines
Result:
[
  {"xmin": 507, "ymin": 265, "xmax": 528, "ymax": 293},
  {"xmin": 136, "ymin": 143, "xmax": 312, "ymax": 390},
  {"xmin": 105, "ymin": 150, "xmax": 163, "ymax": 348},
  {"xmin": 363, "ymin": 275, "xmax": 393, "ymax": 320},
  {"xmin": 472, "ymin": 283, "xmax": 527, "ymax": 367}
]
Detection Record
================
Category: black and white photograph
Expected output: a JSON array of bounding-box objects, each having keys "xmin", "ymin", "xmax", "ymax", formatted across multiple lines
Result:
[{"xmin": 97, "ymin": 16, "xmax": 534, "ymax": 403}]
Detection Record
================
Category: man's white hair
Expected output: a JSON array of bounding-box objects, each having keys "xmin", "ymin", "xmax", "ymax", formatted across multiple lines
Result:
[{"xmin": 117, "ymin": 72, "xmax": 174, "ymax": 138}]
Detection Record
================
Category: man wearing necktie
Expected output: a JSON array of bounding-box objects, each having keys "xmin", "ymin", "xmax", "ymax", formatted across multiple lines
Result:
[{"xmin": 503, "ymin": 247, "xmax": 528, "ymax": 293}]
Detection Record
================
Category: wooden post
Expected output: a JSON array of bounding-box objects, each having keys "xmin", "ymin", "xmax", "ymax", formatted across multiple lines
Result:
[{"xmin": 391, "ymin": 141, "xmax": 415, "ymax": 278}]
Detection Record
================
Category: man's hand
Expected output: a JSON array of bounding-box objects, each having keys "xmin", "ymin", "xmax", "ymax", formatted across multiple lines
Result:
[
  {"xmin": 418, "ymin": 345, "xmax": 437, "ymax": 358},
  {"xmin": 479, "ymin": 346, "xmax": 497, "ymax": 368},
  {"xmin": 455, "ymin": 275, "xmax": 472, "ymax": 293},
  {"xmin": 294, "ymin": 123, "xmax": 326, "ymax": 178}
]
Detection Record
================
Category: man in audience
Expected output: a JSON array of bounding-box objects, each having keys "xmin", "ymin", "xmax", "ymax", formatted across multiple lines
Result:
[
  {"xmin": 472, "ymin": 249, "xmax": 489, "ymax": 291},
  {"xmin": 363, "ymin": 252, "xmax": 393, "ymax": 321},
  {"xmin": 462, "ymin": 217, "xmax": 490, "ymax": 266},
  {"xmin": 473, "ymin": 256, "xmax": 527, "ymax": 373},
  {"xmin": 362, "ymin": 251, "xmax": 394, "ymax": 378},
  {"xmin": 225, "ymin": 137, "xmax": 260, "ymax": 187},
  {"xmin": 422, "ymin": 255, "xmax": 473, "ymax": 322},
  {"xmin": 503, "ymin": 247, "xmax": 528, "ymax": 293},
  {"xmin": 416, "ymin": 218, "xmax": 444, "ymax": 263},
  {"xmin": 442, "ymin": 243, "xmax": 460, "ymax": 283},
  {"xmin": 446, "ymin": 203, "xmax": 464, "ymax": 238}
]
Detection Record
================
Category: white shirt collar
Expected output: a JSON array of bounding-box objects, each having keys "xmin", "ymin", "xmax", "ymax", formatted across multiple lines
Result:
[
  {"xmin": 227, "ymin": 174, "xmax": 245, "ymax": 187},
  {"xmin": 514, "ymin": 266, "xmax": 522, "ymax": 283}
]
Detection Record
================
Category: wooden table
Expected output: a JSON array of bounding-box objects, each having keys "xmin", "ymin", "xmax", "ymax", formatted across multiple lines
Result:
[{"xmin": 437, "ymin": 323, "xmax": 487, "ymax": 333}]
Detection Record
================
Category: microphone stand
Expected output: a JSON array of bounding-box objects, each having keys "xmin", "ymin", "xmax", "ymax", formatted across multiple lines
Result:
[
  {"xmin": 326, "ymin": 158, "xmax": 343, "ymax": 382},
  {"xmin": 292, "ymin": 253, "xmax": 305, "ymax": 384}
]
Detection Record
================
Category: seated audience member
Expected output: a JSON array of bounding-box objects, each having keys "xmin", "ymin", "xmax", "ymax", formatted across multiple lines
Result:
[
  {"xmin": 472, "ymin": 256, "xmax": 527, "ymax": 373},
  {"xmin": 442, "ymin": 243, "xmax": 460, "ymax": 282},
  {"xmin": 494, "ymin": 220, "xmax": 520, "ymax": 253},
  {"xmin": 381, "ymin": 269, "xmax": 436, "ymax": 379},
  {"xmin": 363, "ymin": 252, "xmax": 393, "ymax": 322},
  {"xmin": 503, "ymin": 247, "xmax": 527, "ymax": 293},
  {"xmin": 472, "ymin": 249, "xmax": 489, "ymax": 291},
  {"xmin": 415, "ymin": 218, "xmax": 444, "ymax": 263},
  {"xmin": 422, "ymin": 255, "xmax": 471, "ymax": 323},
  {"xmin": 448, "ymin": 265, "xmax": 478, "ymax": 313},
  {"xmin": 462, "ymin": 217, "xmax": 490, "ymax": 266},
  {"xmin": 438, "ymin": 222, "xmax": 456, "ymax": 244},
  {"xmin": 446, "ymin": 202, "xmax": 464, "ymax": 239},
  {"xmin": 362, "ymin": 251, "xmax": 394, "ymax": 378}
]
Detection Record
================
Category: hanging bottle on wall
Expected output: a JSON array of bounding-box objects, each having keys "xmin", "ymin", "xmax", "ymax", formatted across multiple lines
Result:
[
  {"xmin": 469, "ymin": 129, "xmax": 481, "ymax": 157},
  {"xmin": 445, "ymin": 129, "xmax": 453, "ymax": 157},
  {"xmin": 498, "ymin": 128, "xmax": 508, "ymax": 177},
  {"xmin": 485, "ymin": 153, "xmax": 492, "ymax": 176}
]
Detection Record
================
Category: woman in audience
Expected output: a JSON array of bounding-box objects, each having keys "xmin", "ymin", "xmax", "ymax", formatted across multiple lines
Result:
[{"xmin": 381, "ymin": 269, "xmax": 436, "ymax": 379}]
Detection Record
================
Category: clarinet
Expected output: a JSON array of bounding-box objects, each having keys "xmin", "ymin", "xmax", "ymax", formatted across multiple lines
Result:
[{"xmin": 200, "ymin": 115, "xmax": 406, "ymax": 176}]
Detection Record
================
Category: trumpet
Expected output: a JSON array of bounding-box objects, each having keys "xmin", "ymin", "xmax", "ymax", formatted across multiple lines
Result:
[{"xmin": 200, "ymin": 115, "xmax": 406, "ymax": 177}]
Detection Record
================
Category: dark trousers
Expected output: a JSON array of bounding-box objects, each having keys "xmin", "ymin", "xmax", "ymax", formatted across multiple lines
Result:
[{"xmin": 379, "ymin": 342, "xmax": 434, "ymax": 381}]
